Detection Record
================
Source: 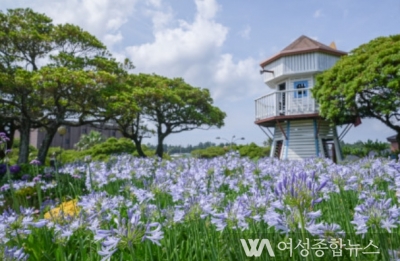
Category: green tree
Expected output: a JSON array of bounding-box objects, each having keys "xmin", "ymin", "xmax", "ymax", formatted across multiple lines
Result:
[
  {"xmin": 110, "ymin": 74, "xmax": 151, "ymax": 158},
  {"xmin": 34, "ymin": 66, "xmax": 122, "ymax": 164},
  {"xmin": 313, "ymin": 35, "xmax": 400, "ymax": 146},
  {"xmin": 114, "ymin": 74, "xmax": 226, "ymax": 158},
  {"xmin": 0, "ymin": 8, "xmax": 130, "ymax": 163},
  {"xmin": 0, "ymin": 8, "xmax": 53, "ymax": 163},
  {"xmin": 74, "ymin": 130, "xmax": 105, "ymax": 151},
  {"xmin": 138, "ymin": 74, "xmax": 226, "ymax": 158}
]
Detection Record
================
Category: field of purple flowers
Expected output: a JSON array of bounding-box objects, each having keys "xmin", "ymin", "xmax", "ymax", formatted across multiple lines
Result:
[{"xmin": 1, "ymin": 131, "xmax": 400, "ymax": 260}]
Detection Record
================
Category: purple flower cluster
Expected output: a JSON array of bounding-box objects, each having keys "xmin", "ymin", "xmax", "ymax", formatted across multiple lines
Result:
[
  {"xmin": 4, "ymin": 246, "xmax": 29, "ymax": 261},
  {"xmin": 0, "ymin": 164, "xmax": 6, "ymax": 175},
  {"xmin": 352, "ymin": 197, "xmax": 400, "ymax": 234},
  {"xmin": 0, "ymin": 207, "xmax": 48, "ymax": 249},
  {"xmin": 9, "ymin": 165, "xmax": 21, "ymax": 174},
  {"xmin": 30, "ymin": 159, "xmax": 41, "ymax": 165},
  {"xmin": 0, "ymin": 132, "xmax": 10, "ymax": 145},
  {"xmin": 0, "ymin": 152, "xmax": 399, "ymax": 259}
]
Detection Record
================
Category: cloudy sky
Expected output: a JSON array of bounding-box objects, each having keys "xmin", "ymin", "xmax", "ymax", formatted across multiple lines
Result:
[{"xmin": 2, "ymin": 0, "xmax": 400, "ymax": 146}]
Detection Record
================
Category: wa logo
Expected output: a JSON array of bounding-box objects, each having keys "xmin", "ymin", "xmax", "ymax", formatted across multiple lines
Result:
[{"xmin": 240, "ymin": 239, "xmax": 275, "ymax": 257}]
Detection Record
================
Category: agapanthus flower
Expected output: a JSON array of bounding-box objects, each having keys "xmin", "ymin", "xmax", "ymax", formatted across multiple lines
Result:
[
  {"xmin": 21, "ymin": 174, "xmax": 31, "ymax": 181},
  {"xmin": 54, "ymin": 224, "xmax": 74, "ymax": 240},
  {"xmin": 4, "ymin": 246, "xmax": 29, "ymax": 261},
  {"xmin": 19, "ymin": 207, "xmax": 36, "ymax": 216},
  {"xmin": 9, "ymin": 165, "xmax": 21, "ymax": 174},
  {"xmin": 211, "ymin": 199, "xmax": 252, "ymax": 231},
  {"xmin": 351, "ymin": 197, "xmax": 400, "ymax": 235},
  {"xmin": 307, "ymin": 222, "xmax": 345, "ymax": 239},
  {"xmin": 0, "ymin": 164, "xmax": 6, "ymax": 175},
  {"xmin": 0, "ymin": 132, "xmax": 10, "ymax": 144},
  {"xmin": 98, "ymin": 236, "xmax": 120, "ymax": 261},
  {"xmin": 0, "ymin": 184, "xmax": 10, "ymax": 192},
  {"xmin": 33, "ymin": 176, "xmax": 41, "ymax": 183},
  {"xmin": 142, "ymin": 222, "xmax": 164, "ymax": 246},
  {"xmin": 44, "ymin": 167, "xmax": 54, "ymax": 174},
  {"xmin": 130, "ymin": 188, "xmax": 155, "ymax": 204},
  {"xmin": 0, "ymin": 151, "xmax": 395, "ymax": 260},
  {"xmin": 274, "ymin": 170, "xmax": 328, "ymax": 209},
  {"xmin": 44, "ymin": 173, "xmax": 53, "ymax": 179},
  {"xmin": 30, "ymin": 159, "xmax": 41, "ymax": 165},
  {"xmin": 95, "ymin": 207, "xmax": 164, "ymax": 260}
]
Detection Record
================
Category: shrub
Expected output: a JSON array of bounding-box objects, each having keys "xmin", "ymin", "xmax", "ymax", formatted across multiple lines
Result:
[
  {"xmin": 191, "ymin": 146, "xmax": 227, "ymax": 158},
  {"xmin": 12, "ymin": 139, "xmax": 38, "ymax": 153},
  {"xmin": 54, "ymin": 137, "xmax": 138, "ymax": 164},
  {"xmin": 74, "ymin": 131, "xmax": 105, "ymax": 151},
  {"xmin": 86, "ymin": 137, "xmax": 136, "ymax": 159},
  {"xmin": 341, "ymin": 139, "xmax": 390, "ymax": 158},
  {"xmin": 191, "ymin": 143, "xmax": 271, "ymax": 159},
  {"xmin": 238, "ymin": 142, "xmax": 270, "ymax": 159},
  {"xmin": 132, "ymin": 144, "xmax": 156, "ymax": 158}
]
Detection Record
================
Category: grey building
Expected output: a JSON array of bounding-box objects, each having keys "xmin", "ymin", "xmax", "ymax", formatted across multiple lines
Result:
[{"xmin": 16, "ymin": 123, "xmax": 123, "ymax": 150}]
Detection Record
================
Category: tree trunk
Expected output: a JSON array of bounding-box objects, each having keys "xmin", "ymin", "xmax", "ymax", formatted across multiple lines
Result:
[
  {"xmin": 17, "ymin": 121, "xmax": 31, "ymax": 164},
  {"xmin": 132, "ymin": 138, "xmax": 147, "ymax": 158},
  {"xmin": 156, "ymin": 123, "xmax": 171, "ymax": 158},
  {"xmin": 156, "ymin": 142, "xmax": 163, "ymax": 158},
  {"xmin": 120, "ymin": 131, "xmax": 147, "ymax": 158},
  {"xmin": 37, "ymin": 127, "xmax": 58, "ymax": 164},
  {"xmin": 7, "ymin": 123, "xmax": 16, "ymax": 150},
  {"xmin": 156, "ymin": 134, "xmax": 166, "ymax": 158},
  {"xmin": 396, "ymin": 132, "xmax": 400, "ymax": 154}
]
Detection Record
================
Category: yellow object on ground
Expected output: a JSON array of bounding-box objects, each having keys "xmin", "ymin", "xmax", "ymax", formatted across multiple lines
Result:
[{"xmin": 44, "ymin": 199, "xmax": 80, "ymax": 220}]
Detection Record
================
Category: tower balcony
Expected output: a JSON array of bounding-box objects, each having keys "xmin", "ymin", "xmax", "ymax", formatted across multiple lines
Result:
[{"xmin": 255, "ymin": 88, "xmax": 319, "ymax": 127}]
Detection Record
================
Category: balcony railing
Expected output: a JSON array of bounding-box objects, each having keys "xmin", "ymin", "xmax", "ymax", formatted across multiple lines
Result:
[{"xmin": 255, "ymin": 88, "xmax": 319, "ymax": 121}]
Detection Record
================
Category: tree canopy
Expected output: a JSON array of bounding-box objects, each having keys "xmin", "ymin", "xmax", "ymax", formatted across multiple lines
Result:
[
  {"xmin": 313, "ymin": 34, "xmax": 400, "ymax": 145},
  {"xmin": 114, "ymin": 73, "xmax": 226, "ymax": 157},
  {"xmin": 0, "ymin": 8, "xmax": 129, "ymax": 163},
  {"xmin": 0, "ymin": 8, "xmax": 225, "ymax": 163}
]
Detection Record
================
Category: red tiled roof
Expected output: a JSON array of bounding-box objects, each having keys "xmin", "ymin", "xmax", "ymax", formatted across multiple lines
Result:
[{"xmin": 260, "ymin": 35, "xmax": 347, "ymax": 67}]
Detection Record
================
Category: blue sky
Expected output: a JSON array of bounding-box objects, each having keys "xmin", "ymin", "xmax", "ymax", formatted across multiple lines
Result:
[{"xmin": 3, "ymin": 0, "xmax": 400, "ymax": 146}]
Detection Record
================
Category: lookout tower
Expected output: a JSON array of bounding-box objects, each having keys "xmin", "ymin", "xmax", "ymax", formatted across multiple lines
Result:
[{"xmin": 255, "ymin": 35, "xmax": 348, "ymax": 161}]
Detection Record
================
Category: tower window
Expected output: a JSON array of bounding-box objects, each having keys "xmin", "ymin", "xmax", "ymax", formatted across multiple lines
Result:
[{"xmin": 294, "ymin": 80, "xmax": 308, "ymax": 98}]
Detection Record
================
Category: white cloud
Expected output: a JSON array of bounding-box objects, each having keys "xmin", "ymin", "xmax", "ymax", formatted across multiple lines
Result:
[
  {"xmin": 3, "ymin": 0, "xmax": 138, "ymax": 49},
  {"xmin": 106, "ymin": 17, "xmax": 128, "ymax": 31},
  {"xmin": 145, "ymin": 0, "xmax": 162, "ymax": 8},
  {"xmin": 125, "ymin": 0, "xmax": 226, "ymax": 82},
  {"xmin": 3, "ymin": 0, "xmax": 267, "ymax": 146},
  {"xmin": 4, "ymin": 0, "xmax": 263, "ymax": 102},
  {"xmin": 144, "ymin": 8, "xmax": 174, "ymax": 31},
  {"xmin": 195, "ymin": 0, "xmax": 220, "ymax": 20},
  {"xmin": 103, "ymin": 32, "xmax": 124, "ymax": 47},
  {"xmin": 314, "ymin": 9, "xmax": 322, "ymax": 18},
  {"xmin": 213, "ymin": 54, "xmax": 263, "ymax": 100},
  {"xmin": 125, "ymin": 0, "xmax": 265, "ymax": 102},
  {"xmin": 238, "ymin": 25, "xmax": 251, "ymax": 39},
  {"xmin": 126, "ymin": 18, "xmax": 227, "ymax": 70}
]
